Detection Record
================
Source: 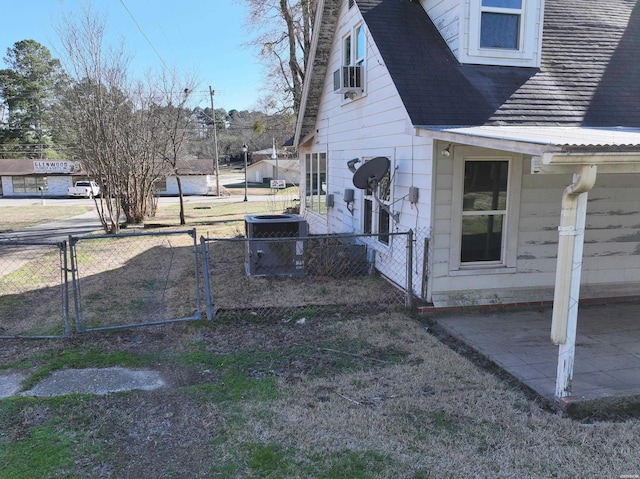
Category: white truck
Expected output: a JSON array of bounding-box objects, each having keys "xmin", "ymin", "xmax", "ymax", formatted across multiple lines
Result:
[{"xmin": 67, "ymin": 181, "xmax": 101, "ymax": 198}]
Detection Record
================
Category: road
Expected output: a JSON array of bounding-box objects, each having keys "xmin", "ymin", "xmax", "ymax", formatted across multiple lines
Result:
[
  {"xmin": 0, "ymin": 209, "xmax": 103, "ymax": 243},
  {"xmin": 0, "ymin": 190, "xmax": 291, "ymax": 242}
]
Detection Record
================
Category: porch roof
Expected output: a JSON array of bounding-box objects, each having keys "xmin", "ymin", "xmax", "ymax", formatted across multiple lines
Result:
[
  {"xmin": 418, "ymin": 126, "xmax": 640, "ymax": 151},
  {"xmin": 419, "ymin": 126, "xmax": 640, "ymax": 172}
]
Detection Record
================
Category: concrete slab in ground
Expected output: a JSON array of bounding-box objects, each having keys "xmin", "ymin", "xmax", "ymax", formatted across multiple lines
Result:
[
  {"xmin": 0, "ymin": 371, "xmax": 28, "ymax": 398},
  {"xmin": 0, "ymin": 367, "xmax": 165, "ymax": 398}
]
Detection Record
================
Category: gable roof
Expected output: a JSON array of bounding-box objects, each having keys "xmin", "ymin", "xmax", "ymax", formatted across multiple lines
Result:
[
  {"xmin": 296, "ymin": 0, "xmax": 639, "ymax": 145},
  {"xmin": 295, "ymin": 0, "xmax": 342, "ymax": 146},
  {"xmin": 359, "ymin": 0, "xmax": 639, "ymax": 127}
]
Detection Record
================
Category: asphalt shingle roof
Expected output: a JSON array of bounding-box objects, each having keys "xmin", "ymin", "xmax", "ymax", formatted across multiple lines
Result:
[{"xmin": 356, "ymin": 0, "xmax": 640, "ymax": 127}]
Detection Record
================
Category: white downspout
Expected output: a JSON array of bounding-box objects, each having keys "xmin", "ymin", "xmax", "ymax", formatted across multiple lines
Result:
[{"xmin": 551, "ymin": 164, "xmax": 597, "ymax": 398}]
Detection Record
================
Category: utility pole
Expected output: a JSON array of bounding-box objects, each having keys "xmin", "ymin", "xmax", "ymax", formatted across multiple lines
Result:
[
  {"xmin": 272, "ymin": 137, "xmax": 278, "ymax": 181},
  {"xmin": 209, "ymin": 86, "xmax": 220, "ymax": 196}
]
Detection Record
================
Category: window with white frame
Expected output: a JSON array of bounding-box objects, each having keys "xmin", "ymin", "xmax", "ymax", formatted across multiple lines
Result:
[
  {"xmin": 343, "ymin": 24, "xmax": 365, "ymax": 66},
  {"xmin": 355, "ymin": 24, "xmax": 365, "ymax": 67},
  {"xmin": 305, "ymin": 152, "xmax": 327, "ymax": 214},
  {"xmin": 338, "ymin": 23, "xmax": 366, "ymax": 99},
  {"xmin": 362, "ymin": 166, "xmax": 391, "ymax": 245},
  {"xmin": 480, "ymin": 0, "xmax": 523, "ymax": 50},
  {"xmin": 460, "ymin": 160, "xmax": 508, "ymax": 262},
  {"xmin": 449, "ymin": 149, "xmax": 522, "ymax": 272},
  {"xmin": 464, "ymin": 0, "xmax": 542, "ymax": 67}
]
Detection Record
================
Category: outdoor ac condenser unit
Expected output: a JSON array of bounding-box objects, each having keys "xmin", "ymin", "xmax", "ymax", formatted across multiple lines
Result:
[
  {"xmin": 333, "ymin": 65, "xmax": 364, "ymax": 95},
  {"xmin": 244, "ymin": 214, "xmax": 308, "ymax": 277}
]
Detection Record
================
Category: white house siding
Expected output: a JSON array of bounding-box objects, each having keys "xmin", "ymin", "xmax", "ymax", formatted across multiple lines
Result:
[
  {"xmin": 299, "ymin": 2, "xmax": 433, "ymax": 296},
  {"xmin": 419, "ymin": 0, "xmax": 461, "ymax": 57},
  {"xmin": 48, "ymin": 177, "xmax": 74, "ymax": 196},
  {"xmin": 164, "ymin": 176, "xmax": 210, "ymax": 196},
  {"xmin": 431, "ymin": 149, "xmax": 640, "ymax": 307},
  {"xmin": 0, "ymin": 175, "xmax": 73, "ymax": 197},
  {"xmin": 1, "ymin": 177, "xmax": 12, "ymax": 196},
  {"xmin": 247, "ymin": 162, "xmax": 274, "ymax": 184}
]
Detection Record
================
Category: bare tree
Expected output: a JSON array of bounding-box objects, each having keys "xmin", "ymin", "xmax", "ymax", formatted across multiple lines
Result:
[
  {"xmin": 154, "ymin": 72, "xmax": 197, "ymax": 225},
  {"xmin": 54, "ymin": 8, "xmax": 131, "ymax": 232},
  {"xmin": 243, "ymin": 0, "xmax": 317, "ymax": 115},
  {"xmin": 54, "ymin": 6, "xmax": 195, "ymax": 231}
]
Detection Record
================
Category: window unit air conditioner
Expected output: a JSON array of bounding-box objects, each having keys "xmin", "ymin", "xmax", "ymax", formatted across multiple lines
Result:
[{"xmin": 333, "ymin": 65, "xmax": 364, "ymax": 96}]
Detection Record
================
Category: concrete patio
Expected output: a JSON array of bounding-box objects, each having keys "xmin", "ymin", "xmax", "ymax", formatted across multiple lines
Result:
[{"xmin": 430, "ymin": 300, "xmax": 640, "ymax": 416}]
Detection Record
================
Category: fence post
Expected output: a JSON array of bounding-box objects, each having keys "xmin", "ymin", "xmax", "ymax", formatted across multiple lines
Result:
[
  {"xmin": 68, "ymin": 235, "xmax": 84, "ymax": 333},
  {"xmin": 405, "ymin": 230, "xmax": 414, "ymax": 309},
  {"xmin": 60, "ymin": 241, "xmax": 71, "ymax": 337},
  {"xmin": 200, "ymin": 237, "xmax": 215, "ymax": 320},
  {"xmin": 189, "ymin": 229, "xmax": 202, "ymax": 320}
]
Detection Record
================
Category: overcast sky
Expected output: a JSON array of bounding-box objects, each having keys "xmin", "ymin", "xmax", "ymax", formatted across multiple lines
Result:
[{"xmin": 0, "ymin": 0, "xmax": 266, "ymax": 112}]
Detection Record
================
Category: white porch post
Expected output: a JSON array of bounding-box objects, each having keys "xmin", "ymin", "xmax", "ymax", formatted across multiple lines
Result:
[{"xmin": 551, "ymin": 165, "xmax": 597, "ymax": 398}]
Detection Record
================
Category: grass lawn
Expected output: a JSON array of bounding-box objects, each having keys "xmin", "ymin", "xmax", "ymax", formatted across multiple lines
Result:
[
  {"xmin": 1, "ymin": 196, "xmax": 640, "ymax": 478},
  {"xmin": 2, "ymin": 313, "xmax": 640, "ymax": 478}
]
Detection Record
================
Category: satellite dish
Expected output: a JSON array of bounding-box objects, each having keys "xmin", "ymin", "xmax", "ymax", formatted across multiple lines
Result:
[
  {"xmin": 351, "ymin": 156, "xmax": 399, "ymax": 224},
  {"xmin": 352, "ymin": 156, "xmax": 390, "ymax": 190}
]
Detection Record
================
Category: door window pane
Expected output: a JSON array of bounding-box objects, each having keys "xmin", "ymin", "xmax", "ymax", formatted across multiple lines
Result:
[
  {"xmin": 461, "ymin": 215, "xmax": 503, "ymax": 262},
  {"xmin": 463, "ymin": 161, "xmax": 508, "ymax": 211}
]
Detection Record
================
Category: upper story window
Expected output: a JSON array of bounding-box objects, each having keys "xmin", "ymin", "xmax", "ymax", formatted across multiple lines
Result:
[
  {"xmin": 343, "ymin": 24, "xmax": 365, "ymax": 67},
  {"xmin": 334, "ymin": 23, "xmax": 366, "ymax": 99},
  {"xmin": 462, "ymin": 0, "xmax": 542, "ymax": 68},
  {"xmin": 480, "ymin": 0, "xmax": 523, "ymax": 50},
  {"xmin": 355, "ymin": 24, "xmax": 365, "ymax": 66}
]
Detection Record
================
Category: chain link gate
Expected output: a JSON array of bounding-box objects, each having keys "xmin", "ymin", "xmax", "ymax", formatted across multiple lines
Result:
[
  {"xmin": 0, "ymin": 240, "xmax": 70, "ymax": 338},
  {"xmin": 69, "ymin": 229, "xmax": 202, "ymax": 332},
  {"xmin": 201, "ymin": 231, "xmax": 415, "ymax": 321}
]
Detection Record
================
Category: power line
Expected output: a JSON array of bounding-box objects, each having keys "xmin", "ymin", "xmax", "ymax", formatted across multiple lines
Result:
[
  {"xmin": 118, "ymin": 0, "xmax": 170, "ymax": 72},
  {"xmin": 145, "ymin": 0, "xmax": 179, "ymax": 60}
]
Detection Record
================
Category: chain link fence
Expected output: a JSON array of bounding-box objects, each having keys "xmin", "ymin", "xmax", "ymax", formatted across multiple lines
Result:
[
  {"xmin": 0, "ymin": 240, "xmax": 70, "ymax": 338},
  {"xmin": 0, "ymin": 223, "xmax": 424, "ymax": 337},
  {"xmin": 70, "ymin": 229, "xmax": 202, "ymax": 332},
  {"xmin": 201, "ymin": 231, "xmax": 415, "ymax": 321}
]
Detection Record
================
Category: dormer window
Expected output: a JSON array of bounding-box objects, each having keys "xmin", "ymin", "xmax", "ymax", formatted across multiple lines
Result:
[
  {"xmin": 462, "ymin": 0, "xmax": 543, "ymax": 68},
  {"xmin": 480, "ymin": 0, "xmax": 522, "ymax": 50}
]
